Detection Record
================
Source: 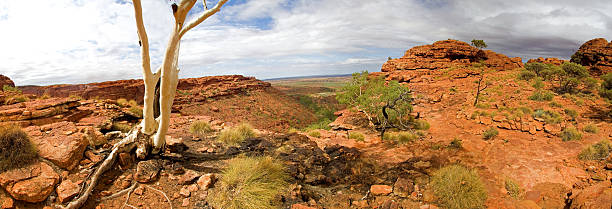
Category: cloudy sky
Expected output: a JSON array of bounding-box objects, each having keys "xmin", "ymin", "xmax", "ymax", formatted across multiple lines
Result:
[{"xmin": 1, "ymin": 0, "xmax": 611, "ymax": 86}]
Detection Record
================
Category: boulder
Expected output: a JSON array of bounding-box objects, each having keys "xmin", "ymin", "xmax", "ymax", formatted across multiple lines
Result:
[
  {"xmin": 134, "ymin": 160, "xmax": 161, "ymax": 183},
  {"xmin": 370, "ymin": 185, "xmax": 393, "ymax": 195},
  {"xmin": 572, "ymin": 38, "xmax": 612, "ymax": 74},
  {"xmin": 177, "ymin": 170, "xmax": 199, "ymax": 185},
  {"xmin": 56, "ymin": 180, "xmax": 80, "ymax": 203},
  {"xmin": 381, "ymin": 40, "xmax": 523, "ymax": 73},
  {"xmin": 0, "ymin": 162, "xmax": 59, "ymax": 203},
  {"xmin": 29, "ymin": 122, "xmax": 87, "ymax": 170},
  {"xmin": 527, "ymin": 57, "xmax": 567, "ymax": 66},
  {"xmin": 393, "ymin": 177, "xmax": 414, "ymax": 197},
  {"xmin": 196, "ymin": 174, "xmax": 216, "ymax": 190}
]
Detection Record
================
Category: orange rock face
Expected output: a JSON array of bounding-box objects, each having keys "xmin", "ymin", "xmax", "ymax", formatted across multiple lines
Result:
[
  {"xmin": 0, "ymin": 162, "xmax": 59, "ymax": 203},
  {"xmin": 572, "ymin": 38, "xmax": 612, "ymax": 74},
  {"xmin": 0, "ymin": 75, "xmax": 15, "ymax": 89},
  {"xmin": 381, "ymin": 40, "xmax": 523, "ymax": 72},
  {"xmin": 527, "ymin": 57, "xmax": 567, "ymax": 66}
]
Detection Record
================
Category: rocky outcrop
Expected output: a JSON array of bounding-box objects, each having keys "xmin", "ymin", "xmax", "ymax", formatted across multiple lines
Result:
[
  {"xmin": 25, "ymin": 122, "xmax": 88, "ymax": 170},
  {"xmin": 20, "ymin": 75, "xmax": 271, "ymax": 103},
  {"xmin": 0, "ymin": 98, "xmax": 89, "ymax": 127},
  {"xmin": 0, "ymin": 75, "xmax": 15, "ymax": 89},
  {"xmin": 569, "ymin": 181, "xmax": 612, "ymax": 209},
  {"xmin": 0, "ymin": 162, "xmax": 59, "ymax": 203},
  {"xmin": 527, "ymin": 57, "xmax": 567, "ymax": 66},
  {"xmin": 381, "ymin": 40, "xmax": 523, "ymax": 72},
  {"xmin": 571, "ymin": 38, "xmax": 612, "ymax": 74}
]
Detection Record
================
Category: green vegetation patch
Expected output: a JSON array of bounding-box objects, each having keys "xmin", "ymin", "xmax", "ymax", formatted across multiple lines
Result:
[
  {"xmin": 218, "ymin": 123, "xmax": 256, "ymax": 146},
  {"xmin": 561, "ymin": 126, "xmax": 582, "ymax": 141},
  {"xmin": 190, "ymin": 120, "xmax": 214, "ymax": 137},
  {"xmin": 483, "ymin": 127, "xmax": 499, "ymax": 140},
  {"xmin": 348, "ymin": 132, "xmax": 365, "ymax": 141},
  {"xmin": 578, "ymin": 140, "xmax": 612, "ymax": 161},
  {"xmin": 0, "ymin": 125, "xmax": 38, "ymax": 172},
  {"xmin": 431, "ymin": 165, "xmax": 487, "ymax": 209}
]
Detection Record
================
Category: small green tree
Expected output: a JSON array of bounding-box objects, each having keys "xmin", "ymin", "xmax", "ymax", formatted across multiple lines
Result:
[
  {"xmin": 559, "ymin": 62, "xmax": 590, "ymax": 93},
  {"xmin": 600, "ymin": 73, "xmax": 612, "ymax": 102},
  {"xmin": 471, "ymin": 39, "xmax": 487, "ymax": 49},
  {"xmin": 337, "ymin": 71, "xmax": 413, "ymax": 137}
]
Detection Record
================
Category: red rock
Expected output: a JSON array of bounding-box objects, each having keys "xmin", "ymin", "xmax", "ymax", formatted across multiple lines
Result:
[
  {"xmin": 420, "ymin": 205, "xmax": 439, "ymax": 209},
  {"xmin": 187, "ymin": 184, "xmax": 198, "ymax": 193},
  {"xmin": 572, "ymin": 38, "xmax": 612, "ymax": 75},
  {"xmin": 1, "ymin": 197, "xmax": 14, "ymax": 209},
  {"xmin": 181, "ymin": 198, "xmax": 189, "ymax": 207},
  {"xmin": 57, "ymin": 180, "xmax": 80, "ymax": 203},
  {"xmin": 179, "ymin": 186, "xmax": 190, "ymax": 197},
  {"xmin": 29, "ymin": 122, "xmax": 87, "ymax": 170},
  {"xmin": 291, "ymin": 204, "xmax": 317, "ymax": 209},
  {"xmin": 196, "ymin": 173, "xmax": 215, "ymax": 190},
  {"xmin": 134, "ymin": 186, "xmax": 144, "ymax": 196},
  {"xmin": 84, "ymin": 150, "xmax": 102, "ymax": 163},
  {"xmin": 370, "ymin": 185, "xmax": 393, "ymax": 195},
  {"xmin": 118, "ymin": 152, "xmax": 134, "ymax": 168},
  {"xmin": 178, "ymin": 170, "xmax": 199, "ymax": 185},
  {"xmin": 134, "ymin": 160, "xmax": 161, "ymax": 183},
  {"xmin": 166, "ymin": 136, "xmax": 187, "ymax": 153},
  {"xmin": 569, "ymin": 181, "xmax": 612, "ymax": 209},
  {"xmin": 0, "ymin": 75, "xmax": 15, "ymax": 89},
  {"xmin": 381, "ymin": 40, "xmax": 523, "ymax": 73},
  {"xmin": 527, "ymin": 57, "xmax": 567, "ymax": 66},
  {"xmin": 393, "ymin": 177, "xmax": 414, "ymax": 197},
  {"xmin": 0, "ymin": 162, "xmax": 59, "ymax": 203}
]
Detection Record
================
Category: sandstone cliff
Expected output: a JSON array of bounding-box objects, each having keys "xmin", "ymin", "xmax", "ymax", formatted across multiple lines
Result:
[{"xmin": 571, "ymin": 38, "xmax": 612, "ymax": 74}]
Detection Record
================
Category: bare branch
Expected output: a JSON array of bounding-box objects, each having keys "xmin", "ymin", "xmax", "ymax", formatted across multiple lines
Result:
[
  {"xmin": 132, "ymin": 0, "xmax": 152, "ymax": 79},
  {"xmin": 179, "ymin": 0, "xmax": 229, "ymax": 38}
]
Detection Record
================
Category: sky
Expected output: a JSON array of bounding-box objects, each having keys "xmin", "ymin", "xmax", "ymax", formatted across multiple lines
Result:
[{"xmin": 0, "ymin": 0, "xmax": 611, "ymax": 86}]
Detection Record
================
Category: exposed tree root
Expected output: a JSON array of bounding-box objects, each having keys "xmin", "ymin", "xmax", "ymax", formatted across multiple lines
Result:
[
  {"xmin": 144, "ymin": 185, "xmax": 173, "ymax": 209},
  {"xmin": 120, "ymin": 183, "xmax": 137, "ymax": 209},
  {"xmin": 100, "ymin": 182, "xmax": 137, "ymax": 201}
]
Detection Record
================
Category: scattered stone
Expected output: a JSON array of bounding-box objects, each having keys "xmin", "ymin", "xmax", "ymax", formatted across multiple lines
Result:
[
  {"xmin": 381, "ymin": 199, "xmax": 399, "ymax": 209},
  {"xmin": 166, "ymin": 136, "xmax": 187, "ymax": 153},
  {"xmin": 134, "ymin": 185, "xmax": 144, "ymax": 196},
  {"xmin": 172, "ymin": 192, "xmax": 180, "ymax": 200},
  {"xmin": 393, "ymin": 177, "xmax": 414, "ymax": 197},
  {"xmin": 352, "ymin": 200, "xmax": 368, "ymax": 208},
  {"xmin": 178, "ymin": 170, "xmax": 200, "ymax": 185},
  {"xmin": 118, "ymin": 152, "xmax": 134, "ymax": 168},
  {"xmin": 1, "ymin": 197, "xmax": 14, "ymax": 209},
  {"xmin": 370, "ymin": 185, "xmax": 393, "ymax": 195},
  {"xmin": 188, "ymin": 184, "xmax": 199, "ymax": 193},
  {"xmin": 196, "ymin": 173, "xmax": 215, "ymax": 190},
  {"xmin": 0, "ymin": 162, "xmax": 59, "ymax": 203},
  {"xmin": 30, "ymin": 122, "xmax": 88, "ymax": 170},
  {"xmin": 56, "ymin": 180, "xmax": 80, "ymax": 203},
  {"xmin": 516, "ymin": 200, "xmax": 541, "ymax": 209},
  {"xmin": 180, "ymin": 186, "xmax": 190, "ymax": 197},
  {"xmin": 525, "ymin": 191, "xmax": 541, "ymax": 203},
  {"xmin": 84, "ymin": 150, "xmax": 102, "ymax": 163},
  {"xmin": 181, "ymin": 198, "xmax": 189, "ymax": 207},
  {"xmin": 419, "ymin": 205, "xmax": 439, "ymax": 209},
  {"xmin": 134, "ymin": 160, "xmax": 161, "ymax": 183}
]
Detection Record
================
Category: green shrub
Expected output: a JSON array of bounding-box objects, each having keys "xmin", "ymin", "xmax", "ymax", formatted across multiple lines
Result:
[
  {"xmin": 208, "ymin": 156, "xmax": 288, "ymax": 209},
  {"xmin": 116, "ymin": 98, "xmax": 128, "ymax": 107},
  {"xmin": 218, "ymin": 123, "xmax": 256, "ymax": 146},
  {"xmin": 128, "ymin": 100, "xmax": 138, "ymax": 107},
  {"xmin": 505, "ymin": 178, "xmax": 522, "ymax": 199},
  {"xmin": 307, "ymin": 130, "xmax": 321, "ymax": 138},
  {"xmin": 190, "ymin": 120, "xmax": 213, "ymax": 137},
  {"xmin": 348, "ymin": 132, "xmax": 365, "ymax": 141},
  {"xmin": 532, "ymin": 109, "xmax": 562, "ymax": 124},
  {"xmin": 561, "ymin": 126, "xmax": 582, "ymax": 141},
  {"xmin": 578, "ymin": 140, "xmax": 612, "ymax": 160},
  {"xmin": 112, "ymin": 123, "xmax": 132, "ymax": 133},
  {"xmin": 128, "ymin": 106, "xmax": 143, "ymax": 118},
  {"xmin": 448, "ymin": 138, "xmax": 462, "ymax": 149},
  {"xmin": 385, "ymin": 131, "xmax": 418, "ymax": 144},
  {"xmin": 0, "ymin": 125, "xmax": 38, "ymax": 172},
  {"xmin": 525, "ymin": 62, "xmax": 548, "ymax": 77},
  {"xmin": 532, "ymin": 78, "xmax": 545, "ymax": 90},
  {"xmin": 2, "ymin": 85, "xmax": 21, "ymax": 93},
  {"xmin": 431, "ymin": 165, "xmax": 487, "ymax": 209},
  {"xmin": 413, "ymin": 119, "xmax": 430, "ymax": 130},
  {"xmin": 583, "ymin": 123, "xmax": 598, "ymax": 134},
  {"xmin": 529, "ymin": 90, "xmax": 554, "ymax": 101},
  {"xmin": 518, "ymin": 70, "xmax": 536, "ymax": 81},
  {"xmin": 563, "ymin": 108, "xmax": 578, "ymax": 121},
  {"xmin": 305, "ymin": 118, "xmax": 332, "ymax": 131},
  {"xmin": 548, "ymin": 101, "xmax": 562, "ymax": 108},
  {"xmin": 483, "ymin": 127, "xmax": 499, "ymax": 140},
  {"xmin": 600, "ymin": 73, "xmax": 612, "ymax": 102}
]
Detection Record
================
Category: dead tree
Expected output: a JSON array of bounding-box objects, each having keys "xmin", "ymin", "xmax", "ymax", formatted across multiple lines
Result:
[
  {"xmin": 60, "ymin": 0, "xmax": 229, "ymax": 208},
  {"xmin": 379, "ymin": 89, "xmax": 412, "ymax": 138},
  {"xmin": 473, "ymin": 67, "xmax": 489, "ymax": 106}
]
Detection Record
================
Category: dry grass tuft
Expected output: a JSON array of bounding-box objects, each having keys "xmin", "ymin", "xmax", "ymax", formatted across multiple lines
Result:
[
  {"xmin": 0, "ymin": 125, "xmax": 38, "ymax": 172},
  {"xmin": 190, "ymin": 120, "xmax": 213, "ymax": 138},
  {"xmin": 217, "ymin": 123, "xmax": 256, "ymax": 146},
  {"xmin": 431, "ymin": 165, "xmax": 487, "ymax": 209}
]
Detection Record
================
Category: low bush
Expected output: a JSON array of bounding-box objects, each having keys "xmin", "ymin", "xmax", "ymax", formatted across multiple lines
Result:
[
  {"xmin": 448, "ymin": 137, "xmax": 462, "ymax": 149},
  {"xmin": 348, "ymin": 132, "xmax": 365, "ymax": 141},
  {"xmin": 385, "ymin": 131, "xmax": 418, "ymax": 144},
  {"xmin": 0, "ymin": 125, "xmax": 38, "ymax": 172},
  {"xmin": 532, "ymin": 109, "xmax": 562, "ymax": 124},
  {"xmin": 112, "ymin": 122, "xmax": 132, "ymax": 133},
  {"xmin": 563, "ymin": 108, "xmax": 578, "ymax": 121},
  {"xmin": 128, "ymin": 100, "xmax": 138, "ymax": 107},
  {"xmin": 208, "ymin": 156, "xmax": 288, "ymax": 209},
  {"xmin": 483, "ymin": 127, "xmax": 499, "ymax": 140},
  {"xmin": 307, "ymin": 130, "xmax": 321, "ymax": 138},
  {"xmin": 578, "ymin": 140, "xmax": 612, "ymax": 160},
  {"xmin": 518, "ymin": 69, "xmax": 536, "ymax": 81},
  {"xmin": 529, "ymin": 91, "xmax": 554, "ymax": 101},
  {"xmin": 548, "ymin": 101, "xmax": 563, "ymax": 108},
  {"xmin": 190, "ymin": 120, "xmax": 213, "ymax": 137},
  {"xmin": 583, "ymin": 123, "xmax": 598, "ymax": 134},
  {"xmin": 413, "ymin": 119, "xmax": 430, "ymax": 130},
  {"xmin": 431, "ymin": 165, "xmax": 487, "ymax": 209},
  {"xmin": 2, "ymin": 85, "xmax": 21, "ymax": 93},
  {"xmin": 505, "ymin": 178, "xmax": 522, "ymax": 199},
  {"xmin": 116, "ymin": 98, "xmax": 129, "ymax": 107},
  {"xmin": 128, "ymin": 106, "xmax": 143, "ymax": 118},
  {"xmin": 561, "ymin": 126, "xmax": 582, "ymax": 141},
  {"xmin": 218, "ymin": 123, "xmax": 256, "ymax": 146},
  {"xmin": 600, "ymin": 73, "xmax": 612, "ymax": 102}
]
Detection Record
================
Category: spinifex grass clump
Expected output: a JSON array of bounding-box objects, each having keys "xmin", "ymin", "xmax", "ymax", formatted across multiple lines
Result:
[
  {"xmin": 190, "ymin": 120, "xmax": 213, "ymax": 138},
  {"xmin": 578, "ymin": 140, "xmax": 612, "ymax": 161},
  {"xmin": 431, "ymin": 165, "xmax": 487, "ymax": 209},
  {"xmin": 217, "ymin": 123, "xmax": 256, "ymax": 146},
  {"xmin": 208, "ymin": 156, "xmax": 288, "ymax": 209},
  {"xmin": 0, "ymin": 125, "xmax": 38, "ymax": 172}
]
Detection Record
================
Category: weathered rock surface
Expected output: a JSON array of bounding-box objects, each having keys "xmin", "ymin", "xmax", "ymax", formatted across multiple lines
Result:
[
  {"xmin": 0, "ymin": 162, "xmax": 59, "ymax": 203},
  {"xmin": 26, "ymin": 122, "xmax": 88, "ymax": 170},
  {"xmin": 569, "ymin": 181, "xmax": 612, "ymax": 209},
  {"xmin": 0, "ymin": 98, "xmax": 89, "ymax": 127},
  {"xmin": 381, "ymin": 40, "xmax": 523, "ymax": 72},
  {"xmin": 56, "ymin": 179, "xmax": 80, "ymax": 203},
  {"xmin": 0, "ymin": 75, "xmax": 15, "ymax": 89},
  {"xmin": 527, "ymin": 57, "xmax": 567, "ymax": 66},
  {"xmin": 134, "ymin": 160, "xmax": 162, "ymax": 183},
  {"xmin": 572, "ymin": 38, "xmax": 612, "ymax": 74},
  {"xmin": 20, "ymin": 75, "xmax": 271, "ymax": 103}
]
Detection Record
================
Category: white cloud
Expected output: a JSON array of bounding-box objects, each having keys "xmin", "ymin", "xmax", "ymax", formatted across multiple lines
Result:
[{"xmin": 0, "ymin": 0, "xmax": 611, "ymax": 85}]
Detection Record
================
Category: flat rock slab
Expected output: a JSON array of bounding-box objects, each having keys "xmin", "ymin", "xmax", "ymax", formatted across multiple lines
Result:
[
  {"xmin": 26, "ymin": 121, "xmax": 87, "ymax": 170},
  {"xmin": 0, "ymin": 161, "xmax": 59, "ymax": 203}
]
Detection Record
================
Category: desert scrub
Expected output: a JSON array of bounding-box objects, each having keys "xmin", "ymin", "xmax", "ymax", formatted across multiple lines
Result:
[
  {"xmin": 218, "ymin": 123, "xmax": 256, "ymax": 146},
  {"xmin": 529, "ymin": 90, "xmax": 554, "ymax": 101},
  {"xmin": 578, "ymin": 140, "xmax": 612, "ymax": 160},
  {"xmin": 431, "ymin": 165, "xmax": 487, "ymax": 209},
  {"xmin": 208, "ymin": 156, "xmax": 288, "ymax": 209},
  {"xmin": 0, "ymin": 125, "xmax": 38, "ymax": 172},
  {"xmin": 548, "ymin": 101, "xmax": 563, "ymax": 108},
  {"xmin": 448, "ymin": 137, "xmax": 462, "ymax": 149},
  {"xmin": 348, "ymin": 132, "xmax": 365, "ymax": 141},
  {"xmin": 190, "ymin": 120, "xmax": 213, "ymax": 137},
  {"xmin": 564, "ymin": 108, "xmax": 578, "ymax": 121},
  {"xmin": 505, "ymin": 178, "xmax": 522, "ymax": 199},
  {"xmin": 385, "ymin": 131, "xmax": 418, "ymax": 144},
  {"xmin": 128, "ymin": 99, "xmax": 138, "ymax": 107},
  {"xmin": 582, "ymin": 123, "xmax": 598, "ymax": 134},
  {"xmin": 112, "ymin": 122, "xmax": 132, "ymax": 133},
  {"xmin": 116, "ymin": 98, "xmax": 129, "ymax": 107},
  {"xmin": 307, "ymin": 130, "xmax": 321, "ymax": 138},
  {"xmin": 518, "ymin": 69, "xmax": 536, "ymax": 81},
  {"xmin": 128, "ymin": 106, "xmax": 143, "ymax": 118},
  {"xmin": 561, "ymin": 126, "xmax": 582, "ymax": 141},
  {"xmin": 482, "ymin": 127, "xmax": 499, "ymax": 140},
  {"xmin": 532, "ymin": 109, "xmax": 562, "ymax": 124},
  {"xmin": 413, "ymin": 119, "xmax": 430, "ymax": 130}
]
